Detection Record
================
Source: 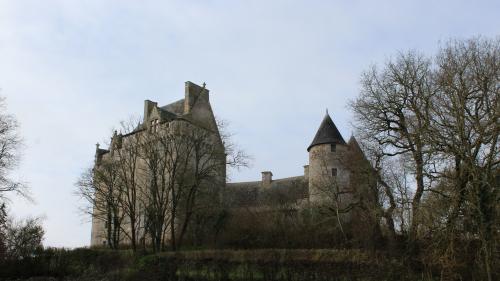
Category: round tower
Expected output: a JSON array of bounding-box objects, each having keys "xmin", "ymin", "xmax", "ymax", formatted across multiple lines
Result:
[{"xmin": 307, "ymin": 111, "xmax": 348, "ymax": 203}]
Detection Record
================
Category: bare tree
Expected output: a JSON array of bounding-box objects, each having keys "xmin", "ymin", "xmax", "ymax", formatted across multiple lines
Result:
[
  {"xmin": 76, "ymin": 160, "xmax": 124, "ymax": 249},
  {"xmin": 3, "ymin": 216, "xmax": 44, "ymax": 260},
  {"xmin": 114, "ymin": 119, "xmax": 143, "ymax": 252},
  {"xmin": 138, "ymin": 130, "xmax": 172, "ymax": 252},
  {"xmin": 0, "ymin": 96, "xmax": 29, "ymax": 259},
  {"xmin": 428, "ymin": 37, "xmax": 499, "ymax": 281},
  {"xmin": 216, "ymin": 118, "xmax": 250, "ymax": 172},
  {"xmin": 156, "ymin": 120, "xmax": 226, "ymax": 251},
  {"xmin": 180, "ymin": 118, "xmax": 249, "ymax": 248},
  {"xmin": 140, "ymin": 117, "xmax": 248, "ymax": 251},
  {"xmin": 383, "ymin": 157, "xmax": 413, "ymax": 236},
  {"xmin": 0, "ymin": 202, "xmax": 7, "ymax": 259},
  {"xmin": 0, "ymin": 97, "xmax": 26, "ymax": 200},
  {"xmin": 80, "ymin": 111, "xmax": 249, "ymax": 252},
  {"xmin": 350, "ymin": 37, "xmax": 499, "ymax": 279},
  {"xmin": 362, "ymin": 144, "xmax": 399, "ymax": 239},
  {"xmin": 350, "ymin": 52, "xmax": 435, "ymax": 241}
]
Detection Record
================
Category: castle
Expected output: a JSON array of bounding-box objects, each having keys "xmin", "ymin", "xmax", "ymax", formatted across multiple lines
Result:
[{"xmin": 90, "ymin": 81, "xmax": 369, "ymax": 247}]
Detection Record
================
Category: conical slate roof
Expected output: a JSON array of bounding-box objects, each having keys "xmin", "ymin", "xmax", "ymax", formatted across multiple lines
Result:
[{"xmin": 307, "ymin": 113, "xmax": 346, "ymax": 151}]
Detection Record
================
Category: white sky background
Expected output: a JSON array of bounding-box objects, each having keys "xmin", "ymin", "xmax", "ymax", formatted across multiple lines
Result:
[{"xmin": 0, "ymin": 0, "xmax": 498, "ymax": 248}]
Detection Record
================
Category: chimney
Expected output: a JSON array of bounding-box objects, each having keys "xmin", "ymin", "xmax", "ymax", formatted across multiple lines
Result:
[
  {"xmin": 94, "ymin": 143, "xmax": 102, "ymax": 165},
  {"xmin": 184, "ymin": 81, "xmax": 209, "ymax": 114},
  {"xmin": 261, "ymin": 171, "xmax": 273, "ymax": 187},
  {"xmin": 304, "ymin": 165, "xmax": 309, "ymax": 180},
  {"xmin": 144, "ymin": 100, "xmax": 157, "ymax": 122},
  {"xmin": 111, "ymin": 130, "xmax": 123, "ymax": 151}
]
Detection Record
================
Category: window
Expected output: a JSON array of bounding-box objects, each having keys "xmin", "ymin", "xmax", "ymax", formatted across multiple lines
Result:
[
  {"xmin": 150, "ymin": 119, "xmax": 160, "ymax": 132},
  {"xmin": 331, "ymin": 168, "xmax": 337, "ymax": 177},
  {"xmin": 331, "ymin": 143, "xmax": 336, "ymax": 152}
]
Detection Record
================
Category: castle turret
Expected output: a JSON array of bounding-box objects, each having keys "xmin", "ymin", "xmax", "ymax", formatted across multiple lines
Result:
[{"xmin": 307, "ymin": 111, "xmax": 349, "ymax": 203}]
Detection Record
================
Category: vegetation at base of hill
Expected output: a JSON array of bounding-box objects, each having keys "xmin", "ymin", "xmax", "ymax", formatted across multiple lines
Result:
[
  {"xmin": 0, "ymin": 248, "xmax": 128, "ymax": 280},
  {"xmin": 0, "ymin": 248, "xmax": 428, "ymax": 281}
]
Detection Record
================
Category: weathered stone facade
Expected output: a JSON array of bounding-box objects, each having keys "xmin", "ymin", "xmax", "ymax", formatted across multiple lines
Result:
[
  {"xmin": 90, "ymin": 81, "xmax": 224, "ymax": 247},
  {"xmin": 90, "ymin": 81, "xmax": 369, "ymax": 247}
]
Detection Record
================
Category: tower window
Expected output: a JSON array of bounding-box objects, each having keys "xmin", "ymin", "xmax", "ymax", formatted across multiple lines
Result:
[
  {"xmin": 331, "ymin": 168, "xmax": 337, "ymax": 177},
  {"xmin": 331, "ymin": 144, "xmax": 336, "ymax": 152}
]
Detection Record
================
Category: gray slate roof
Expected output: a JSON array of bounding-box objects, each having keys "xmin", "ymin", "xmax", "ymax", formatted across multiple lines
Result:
[
  {"xmin": 96, "ymin": 148, "xmax": 109, "ymax": 156},
  {"xmin": 161, "ymin": 99, "xmax": 184, "ymax": 115},
  {"xmin": 225, "ymin": 176, "xmax": 308, "ymax": 207},
  {"xmin": 307, "ymin": 113, "xmax": 346, "ymax": 151}
]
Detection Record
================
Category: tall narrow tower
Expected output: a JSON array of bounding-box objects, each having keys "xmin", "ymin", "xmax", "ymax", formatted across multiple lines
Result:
[{"xmin": 307, "ymin": 112, "xmax": 348, "ymax": 203}]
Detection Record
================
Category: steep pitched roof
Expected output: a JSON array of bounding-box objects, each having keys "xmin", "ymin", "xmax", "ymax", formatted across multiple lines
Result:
[
  {"xmin": 96, "ymin": 148, "xmax": 109, "ymax": 156},
  {"xmin": 160, "ymin": 99, "xmax": 185, "ymax": 115},
  {"xmin": 347, "ymin": 135, "xmax": 369, "ymax": 163},
  {"xmin": 307, "ymin": 113, "xmax": 346, "ymax": 151},
  {"xmin": 347, "ymin": 135, "xmax": 362, "ymax": 152}
]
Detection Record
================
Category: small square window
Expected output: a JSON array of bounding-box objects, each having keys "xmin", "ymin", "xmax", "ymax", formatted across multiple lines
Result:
[
  {"xmin": 331, "ymin": 168, "xmax": 337, "ymax": 177},
  {"xmin": 331, "ymin": 144, "xmax": 336, "ymax": 152}
]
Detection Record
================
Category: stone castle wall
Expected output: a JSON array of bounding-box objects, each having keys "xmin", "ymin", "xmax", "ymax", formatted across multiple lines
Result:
[{"xmin": 90, "ymin": 82, "xmax": 366, "ymax": 248}]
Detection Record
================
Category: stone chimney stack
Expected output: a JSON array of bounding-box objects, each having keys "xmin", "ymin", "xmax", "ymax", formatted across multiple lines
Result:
[
  {"xmin": 261, "ymin": 171, "xmax": 273, "ymax": 187},
  {"xmin": 304, "ymin": 165, "xmax": 309, "ymax": 180},
  {"xmin": 144, "ymin": 100, "xmax": 157, "ymax": 122},
  {"xmin": 110, "ymin": 130, "xmax": 123, "ymax": 152},
  {"xmin": 184, "ymin": 81, "xmax": 209, "ymax": 114},
  {"xmin": 94, "ymin": 143, "xmax": 102, "ymax": 165}
]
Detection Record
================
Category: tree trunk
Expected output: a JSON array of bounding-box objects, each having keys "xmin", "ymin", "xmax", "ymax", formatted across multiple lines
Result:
[{"xmin": 409, "ymin": 151, "xmax": 425, "ymax": 242}]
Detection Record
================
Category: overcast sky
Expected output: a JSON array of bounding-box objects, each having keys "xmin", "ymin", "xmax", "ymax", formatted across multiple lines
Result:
[{"xmin": 0, "ymin": 0, "xmax": 498, "ymax": 248}]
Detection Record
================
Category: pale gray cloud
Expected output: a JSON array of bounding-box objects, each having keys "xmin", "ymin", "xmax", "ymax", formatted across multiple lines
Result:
[{"xmin": 0, "ymin": 0, "xmax": 498, "ymax": 247}]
